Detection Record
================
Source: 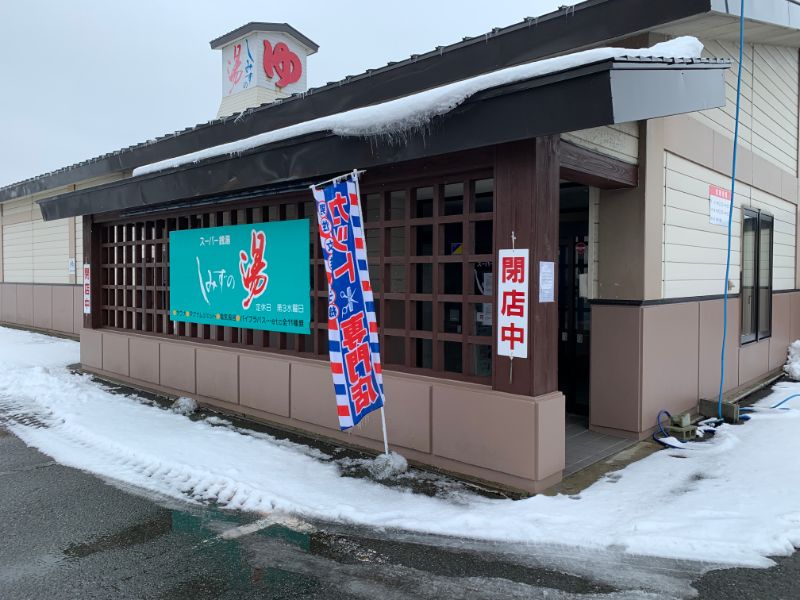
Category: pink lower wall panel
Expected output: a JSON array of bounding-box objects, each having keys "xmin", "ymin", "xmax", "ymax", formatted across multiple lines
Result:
[
  {"xmin": 591, "ymin": 292, "xmax": 800, "ymax": 435},
  {"xmin": 0, "ymin": 283, "xmax": 80, "ymax": 336},
  {"xmin": 77, "ymin": 329, "xmax": 565, "ymax": 491}
]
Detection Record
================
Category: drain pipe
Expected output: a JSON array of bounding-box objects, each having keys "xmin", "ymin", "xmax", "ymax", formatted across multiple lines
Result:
[
  {"xmin": 716, "ymin": 0, "xmax": 745, "ymax": 421},
  {"xmin": 654, "ymin": 2, "xmax": 746, "ymax": 445}
]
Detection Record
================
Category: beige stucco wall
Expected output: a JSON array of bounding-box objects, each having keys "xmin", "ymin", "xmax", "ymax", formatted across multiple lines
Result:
[
  {"xmin": 79, "ymin": 328, "xmax": 565, "ymax": 494},
  {"xmin": 595, "ymin": 119, "xmax": 664, "ymax": 301}
]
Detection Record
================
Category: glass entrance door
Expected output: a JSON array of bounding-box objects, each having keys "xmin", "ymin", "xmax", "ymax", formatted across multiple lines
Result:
[{"xmin": 558, "ymin": 187, "xmax": 591, "ymax": 415}]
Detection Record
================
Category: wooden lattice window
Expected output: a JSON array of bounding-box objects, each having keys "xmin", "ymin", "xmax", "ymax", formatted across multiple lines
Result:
[
  {"xmin": 361, "ymin": 173, "xmax": 495, "ymax": 382},
  {"xmin": 97, "ymin": 170, "xmax": 495, "ymax": 383},
  {"xmin": 99, "ymin": 198, "xmax": 321, "ymax": 355}
]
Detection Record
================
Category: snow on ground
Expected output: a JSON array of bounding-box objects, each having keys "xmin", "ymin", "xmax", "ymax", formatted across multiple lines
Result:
[
  {"xmin": 784, "ymin": 340, "xmax": 800, "ymax": 380},
  {"xmin": 132, "ymin": 37, "xmax": 703, "ymax": 177},
  {"xmin": 1, "ymin": 326, "xmax": 799, "ymax": 570}
]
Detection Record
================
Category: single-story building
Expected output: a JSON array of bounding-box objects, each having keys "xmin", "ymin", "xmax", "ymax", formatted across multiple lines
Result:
[{"xmin": 2, "ymin": 0, "xmax": 800, "ymax": 493}]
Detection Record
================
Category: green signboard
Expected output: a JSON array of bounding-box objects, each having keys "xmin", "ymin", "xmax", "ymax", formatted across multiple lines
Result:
[{"xmin": 169, "ymin": 219, "xmax": 310, "ymax": 334}]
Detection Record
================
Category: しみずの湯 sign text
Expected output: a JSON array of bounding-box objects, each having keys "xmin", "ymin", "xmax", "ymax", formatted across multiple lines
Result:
[{"xmin": 169, "ymin": 220, "xmax": 310, "ymax": 334}]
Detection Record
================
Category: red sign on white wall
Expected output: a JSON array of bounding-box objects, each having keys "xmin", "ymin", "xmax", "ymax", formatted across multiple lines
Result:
[
  {"xmin": 83, "ymin": 264, "xmax": 91, "ymax": 315},
  {"xmin": 263, "ymin": 40, "xmax": 302, "ymax": 88},
  {"xmin": 496, "ymin": 249, "xmax": 529, "ymax": 359},
  {"xmin": 709, "ymin": 184, "xmax": 732, "ymax": 226}
]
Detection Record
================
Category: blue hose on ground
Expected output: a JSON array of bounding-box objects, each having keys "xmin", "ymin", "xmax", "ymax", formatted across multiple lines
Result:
[
  {"xmin": 652, "ymin": 410, "xmax": 672, "ymax": 444},
  {"xmin": 717, "ymin": 0, "xmax": 746, "ymax": 421},
  {"xmin": 772, "ymin": 394, "xmax": 800, "ymax": 409}
]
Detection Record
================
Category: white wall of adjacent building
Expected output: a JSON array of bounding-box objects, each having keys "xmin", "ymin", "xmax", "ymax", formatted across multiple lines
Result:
[
  {"xmin": 696, "ymin": 40, "xmax": 798, "ymax": 176},
  {"xmin": 1, "ymin": 197, "xmax": 82, "ymax": 284},
  {"xmin": 0, "ymin": 173, "xmax": 127, "ymax": 287},
  {"xmin": 657, "ymin": 39, "xmax": 800, "ymax": 300},
  {"xmin": 567, "ymin": 39, "xmax": 799, "ymax": 304},
  {"xmin": 662, "ymin": 152, "xmax": 796, "ymax": 298}
]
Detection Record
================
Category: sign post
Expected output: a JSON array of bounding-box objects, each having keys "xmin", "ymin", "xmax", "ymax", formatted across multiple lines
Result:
[{"xmin": 311, "ymin": 170, "xmax": 388, "ymax": 453}]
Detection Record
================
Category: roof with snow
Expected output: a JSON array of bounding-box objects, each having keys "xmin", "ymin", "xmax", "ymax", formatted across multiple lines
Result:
[
  {"xmin": 0, "ymin": 0, "xmax": 766, "ymax": 205},
  {"xmin": 38, "ymin": 45, "xmax": 729, "ymax": 221},
  {"xmin": 128, "ymin": 38, "xmax": 719, "ymax": 179}
]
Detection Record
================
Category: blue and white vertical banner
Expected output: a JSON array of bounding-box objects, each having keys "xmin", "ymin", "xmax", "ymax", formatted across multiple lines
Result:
[{"xmin": 312, "ymin": 171, "xmax": 385, "ymax": 430}]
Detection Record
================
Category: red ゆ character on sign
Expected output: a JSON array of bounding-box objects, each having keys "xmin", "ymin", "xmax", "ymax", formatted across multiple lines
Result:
[
  {"xmin": 263, "ymin": 40, "xmax": 302, "ymax": 88},
  {"xmin": 239, "ymin": 230, "xmax": 269, "ymax": 310}
]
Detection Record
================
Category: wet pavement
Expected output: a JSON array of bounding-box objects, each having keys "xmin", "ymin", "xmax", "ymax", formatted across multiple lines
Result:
[{"xmin": 1, "ymin": 425, "xmax": 798, "ymax": 599}]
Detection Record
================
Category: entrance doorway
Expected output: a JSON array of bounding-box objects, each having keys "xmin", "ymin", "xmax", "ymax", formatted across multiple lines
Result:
[{"xmin": 558, "ymin": 185, "xmax": 591, "ymax": 416}]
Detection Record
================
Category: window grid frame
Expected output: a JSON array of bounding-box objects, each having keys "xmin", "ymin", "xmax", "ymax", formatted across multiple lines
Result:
[{"xmin": 95, "ymin": 168, "xmax": 495, "ymax": 384}]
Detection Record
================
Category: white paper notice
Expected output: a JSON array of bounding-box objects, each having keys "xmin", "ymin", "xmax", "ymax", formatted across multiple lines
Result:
[
  {"xmin": 709, "ymin": 184, "xmax": 732, "ymax": 226},
  {"xmin": 539, "ymin": 261, "xmax": 555, "ymax": 303}
]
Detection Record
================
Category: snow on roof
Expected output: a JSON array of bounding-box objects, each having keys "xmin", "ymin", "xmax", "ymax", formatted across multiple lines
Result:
[
  {"xmin": 132, "ymin": 37, "xmax": 704, "ymax": 178},
  {"xmin": 4, "ymin": 10, "xmax": 572, "ymax": 194}
]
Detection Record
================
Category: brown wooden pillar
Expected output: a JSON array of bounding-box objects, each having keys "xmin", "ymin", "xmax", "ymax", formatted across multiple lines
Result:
[
  {"xmin": 493, "ymin": 136, "xmax": 560, "ymax": 397},
  {"xmin": 83, "ymin": 214, "xmax": 103, "ymax": 329}
]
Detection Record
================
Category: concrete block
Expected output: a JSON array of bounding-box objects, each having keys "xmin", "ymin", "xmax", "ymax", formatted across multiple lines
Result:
[
  {"xmin": 196, "ymin": 348, "xmax": 238, "ymax": 404},
  {"xmin": 129, "ymin": 336, "xmax": 160, "ymax": 385},
  {"xmin": 159, "ymin": 342, "xmax": 196, "ymax": 394},
  {"xmin": 432, "ymin": 384, "xmax": 537, "ymax": 480},
  {"xmin": 239, "ymin": 354, "xmax": 290, "ymax": 417},
  {"xmin": 32, "ymin": 285, "xmax": 53, "ymax": 331},
  {"xmin": 101, "ymin": 332, "xmax": 129, "ymax": 377},
  {"xmin": 80, "ymin": 329, "xmax": 103, "ymax": 370}
]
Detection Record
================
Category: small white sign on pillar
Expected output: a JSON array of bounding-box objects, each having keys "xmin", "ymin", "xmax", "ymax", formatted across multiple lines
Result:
[
  {"xmin": 709, "ymin": 184, "xmax": 732, "ymax": 226},
  {"xmin": 68, "ymin": 257, "xmax": 76, "ymax": 275},
  {"xmin": 83, "ymin": 264, "xmax": 91, "ymax": 314},
  {"xmin": 497, "ymin": 248, "xmax": 529, "ymax": 359},
  {"xmin": 538, "ymin": 260, "xmax": 555, "ymax": 303}
]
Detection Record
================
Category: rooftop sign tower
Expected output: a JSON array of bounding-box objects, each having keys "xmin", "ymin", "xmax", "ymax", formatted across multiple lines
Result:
[{"xmin": 210, "ymin": 22, "xmax": 319, "ymax": 118}]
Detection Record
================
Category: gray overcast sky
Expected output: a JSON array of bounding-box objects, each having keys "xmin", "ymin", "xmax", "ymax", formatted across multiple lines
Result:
[{"xmin": 0, "ymin": 0, "xmax": 568, "ymax": 187}]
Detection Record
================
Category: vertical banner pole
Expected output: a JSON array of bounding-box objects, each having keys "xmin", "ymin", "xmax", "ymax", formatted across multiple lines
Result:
[
  {"xmin": 352, "ymin": 169, "xmax": 390, "ymax": 456},
  {"xmin": 312, "ymin": 168, "xmax": 392, "ymax": 458},
  {"xmin": 379, "ymin": 407, "xmax": 390, "ymax": 455}
]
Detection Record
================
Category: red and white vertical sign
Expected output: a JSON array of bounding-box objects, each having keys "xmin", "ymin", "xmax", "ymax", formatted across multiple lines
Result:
[
  {"xmin": 709, "ymin": 184, "xmax": 732, "ymax": 226},
  {"xmin": 497, "ymin": 249, "xmax": 529, "ymax": 359},
  {"xmin": 83, "ymin": 264, "xmax": 91, "ymax": 314}
]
